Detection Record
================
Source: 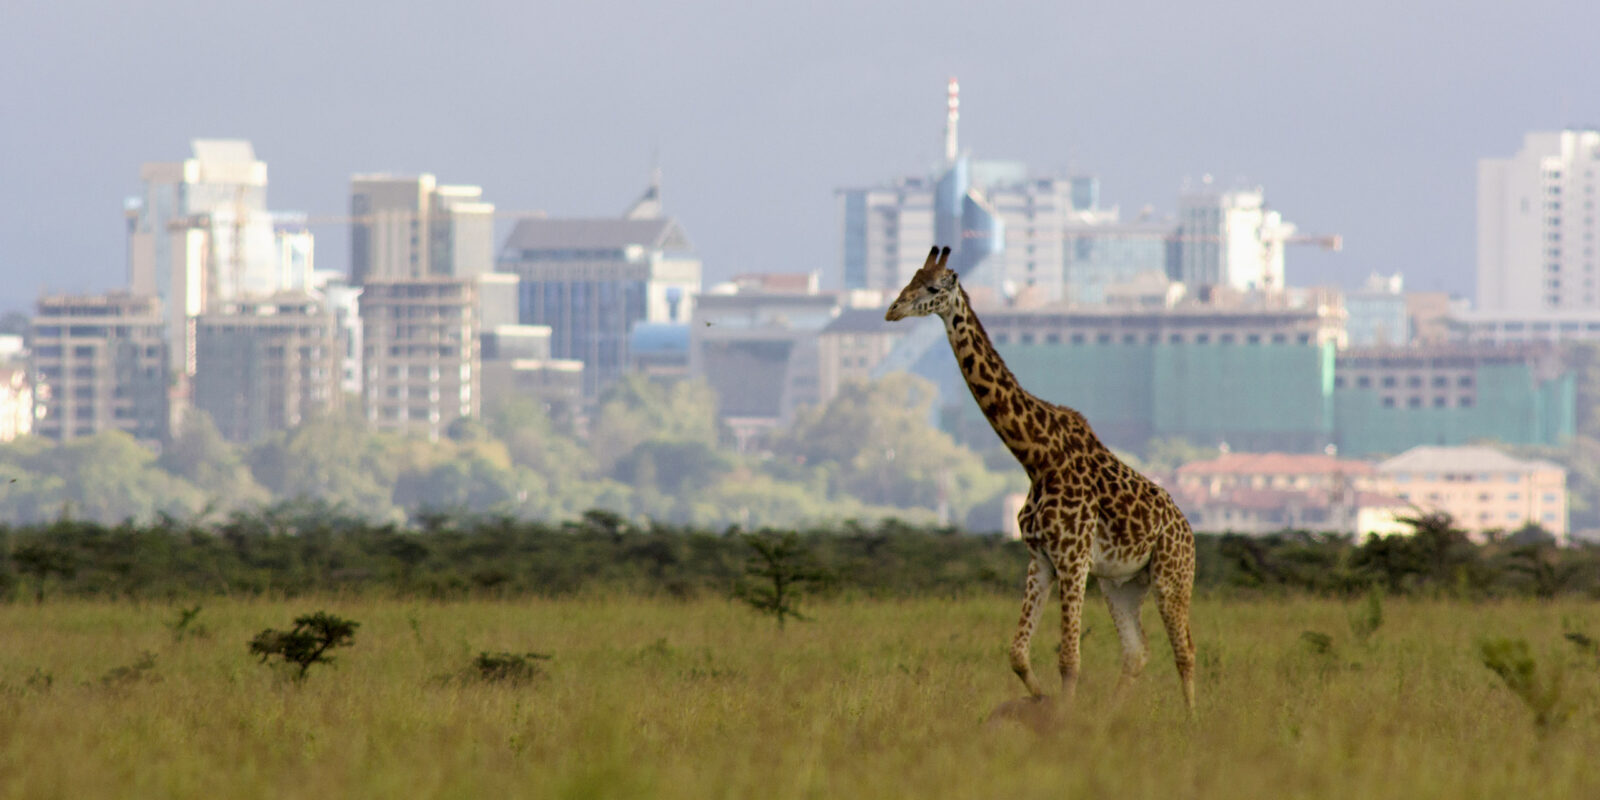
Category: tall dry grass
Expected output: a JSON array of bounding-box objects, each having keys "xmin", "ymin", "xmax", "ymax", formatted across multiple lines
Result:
[{"xmin": 0, "ymin": 595, "xmax": 1596, "ymax": 799}]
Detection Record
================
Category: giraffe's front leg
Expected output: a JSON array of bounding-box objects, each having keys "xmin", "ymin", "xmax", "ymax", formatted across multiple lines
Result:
[
  {"xmin": 1054, "ymin": 554, "xmax": 1092, "ymax": 701},
  {"xmin": 1009, "ymin": 555, "xmax": 1053, "ymax": 697}
]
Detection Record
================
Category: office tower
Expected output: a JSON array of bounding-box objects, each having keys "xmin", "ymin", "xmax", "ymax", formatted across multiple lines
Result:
[
  {"xmin": 349, "ymin": 174, "xmax": 495, "ymax": 284},
  {"xmin": 497, "ymin": 180, "xmax": 701, "ymax": 398}
]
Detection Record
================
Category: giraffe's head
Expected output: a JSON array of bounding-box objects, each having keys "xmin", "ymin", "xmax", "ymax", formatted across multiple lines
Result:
[{"xmin": 885, "ymin": 246, "xmax": 959, "ymax": 322}]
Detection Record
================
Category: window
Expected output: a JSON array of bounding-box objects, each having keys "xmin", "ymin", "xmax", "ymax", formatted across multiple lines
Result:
[
  {"xmin": 1357, "ymin": 376, "xmax": 1371, "ymax": 388},
  {"xmin": 1407, "ymin": 397, "xmax": 1422, "ymax": 408},
  {"xmin": 1382, "ymin": 397, "xmax": 1395, "ymax": 408},
  {"xmin": 1382, "ymin": 376, "xmax": 1397, "ymax": 388},
  {"xmin": 1431, "ymin": 376, "xmax": 1448, "ymax": 387},
  {"xmin": 1407, "ymin": 376, "xmax": 1423, "ymax": 388},
  {"xmin": 1433, "ymin": 397, "xmax": 1447, "ymax": 407},
  {"xmin": 1460, "ymin": 396, "xmax": 1474, "ymax": 407}
]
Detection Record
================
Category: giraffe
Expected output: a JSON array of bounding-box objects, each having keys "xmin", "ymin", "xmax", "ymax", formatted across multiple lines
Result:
[{"xmin": 885, "ymin": 245, "xmax": 1196, "ymax": 711}]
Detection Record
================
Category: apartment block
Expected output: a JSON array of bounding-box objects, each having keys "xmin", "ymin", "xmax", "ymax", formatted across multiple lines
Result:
[
  {"xmin": 1374, "ymin": 446, "xmax": 1567, "ymax": 543},
  {"xmin": 359, "ymin": 277, "xmax": 480, "ymax": 440},
  {"xmin": 30, "ymin": 293, "xmax": 168, "ymax": 443},
  {"xmin": 1477, "ymin": 129, "xmax": 1600, "ymax": 313},
  {"xmin": 193, "ymin": 293, "xmax": 342, "ymax": 443}
]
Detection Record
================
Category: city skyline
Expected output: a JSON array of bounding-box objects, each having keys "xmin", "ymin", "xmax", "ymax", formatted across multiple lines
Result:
[{"xmin": 5, "ymin": 0, "xmax": 1600, "ymax": 313}]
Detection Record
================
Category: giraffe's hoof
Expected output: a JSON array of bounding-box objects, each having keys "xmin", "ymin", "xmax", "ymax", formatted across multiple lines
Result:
[{"xmin": 985, "ymin": 694, "xmax": 1061, "ymax": 734}]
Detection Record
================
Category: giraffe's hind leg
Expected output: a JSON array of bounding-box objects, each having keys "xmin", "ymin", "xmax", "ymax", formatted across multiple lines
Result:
[
  {"xmin": 1099, "ymin": 571, "xmax": 1151, "ymax": 696},
  {"xmin": 1151, "ymin": 541, "xmax": 1196, "ymax": 713}
]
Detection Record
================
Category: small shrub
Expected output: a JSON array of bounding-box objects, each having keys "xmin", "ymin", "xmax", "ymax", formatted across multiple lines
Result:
[
  {"xmin": 248, "ymin": 611, "xmax": 360, "ymax": 682},
  {"xmin": 1300, "ymin": 630, "xmax": 1334, "ymax": 656},
  {"xmin": 1349, "ymin": 587, "xmax": 1384, "ymax": 646},
  {"xmin": 169, "ymin": 605, "xmax": 209, "ymax": 642},
  {"xmin": 1480, "ymin": 637, "xmax": 1569, "ymax": 733},
  {"xmin": 24, "ymin": 668, "xmax": 52, "ymax": 693},
  {"xmin": 470, "ymin": 651, "xmax": 551, "ymax": 684},
  {"xmin": 99, "ymin": 651, "xmax": 159, "ymax": 689}
]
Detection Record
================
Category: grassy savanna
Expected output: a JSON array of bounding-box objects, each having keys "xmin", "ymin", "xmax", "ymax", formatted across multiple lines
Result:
[{"xmin": 1, "ymin": 597, "xmax": 1598, "ymax": 799}]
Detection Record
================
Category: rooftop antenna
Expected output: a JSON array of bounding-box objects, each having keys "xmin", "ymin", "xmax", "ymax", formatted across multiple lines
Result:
[{"xmin": 944, "ymin": 76, "xmax": 960, "ymax": 165}]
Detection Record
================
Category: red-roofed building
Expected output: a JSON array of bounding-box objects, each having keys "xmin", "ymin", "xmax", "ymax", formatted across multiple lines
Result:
[
  {"xmin": 1174, "ymin": 451, "xmax": 1412, "ymax": 536},
  {"xmin": 1176, "ymin": 452, "xmax": 1377, "ymax": 499}
]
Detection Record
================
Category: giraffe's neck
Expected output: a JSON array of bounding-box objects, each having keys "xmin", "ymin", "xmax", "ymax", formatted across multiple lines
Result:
[{"xmin": 940, "ymin": 288, "xmax": 1078, "ymax": 473}]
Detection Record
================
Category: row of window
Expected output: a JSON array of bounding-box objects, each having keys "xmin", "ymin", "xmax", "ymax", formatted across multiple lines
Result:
[
  {"xmin": 1380, "ymin": 396, "xmax": 1472, "ymax": 408},
  {"xmin": 994, "ymin": 331, "xmax": 1315, "ymax": 346},
  {"xmin": 1337, "ymin": 374, "xmax": 1473, "ymax": 389}
]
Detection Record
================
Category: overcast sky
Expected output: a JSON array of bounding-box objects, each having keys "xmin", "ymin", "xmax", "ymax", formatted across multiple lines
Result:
[{"xmin": 4, "ymin": 0, "xmax": 1598, "ymax": 313}]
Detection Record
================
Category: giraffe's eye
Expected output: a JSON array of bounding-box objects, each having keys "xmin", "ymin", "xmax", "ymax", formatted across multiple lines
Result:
[{"xmin": 925, "ymin": 285, "xmax": 938, "ymax": 294}]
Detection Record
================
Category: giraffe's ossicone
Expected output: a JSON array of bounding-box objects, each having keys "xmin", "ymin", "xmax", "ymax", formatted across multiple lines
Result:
[{"xmin": 886, "ymin": 246, "xmax": 1197, "ymax": 712}]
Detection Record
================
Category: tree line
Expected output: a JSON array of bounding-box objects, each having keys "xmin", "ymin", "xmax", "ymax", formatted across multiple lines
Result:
[
  {"xmin": 1, "ymin": 507, "xmax": 1595, "ymax": 602},
  {"xmin": 0, "ymin": 373, "xmax": 1022, "ymax": 531}
]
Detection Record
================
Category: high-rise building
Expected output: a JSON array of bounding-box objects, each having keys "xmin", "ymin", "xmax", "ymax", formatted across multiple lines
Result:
[
  {"xmin": 1174, "ymin": 184, "xmax": 1296, "ymax": 292},
  {"xmin": 359, "ymin": 276, "xmax": 480, "ymax": 440},
  {"xmin": 349, "ymin": 174, "xmax": 495, "ymax": 284},
  {"xmin": 126, "ymin": 140, "xmax": 313, "ymax": 375},
  {"xmin": 1477, "ymin": 130, "xmax": 1600, "ymax": 313},
  {"xmin": 29, "ymin": 293, "xmax": 168, "ymax": 443},
  {"xmin": 836, "ymin": 80, "xmax": 1010, "ymax": 297},
  {"xmin": 193, "ymin": 293, "xmax": 343, "ymax": 443},
  {"xmin": 497, "ymin": 182, "xmax": 700, "ymax": 398}
]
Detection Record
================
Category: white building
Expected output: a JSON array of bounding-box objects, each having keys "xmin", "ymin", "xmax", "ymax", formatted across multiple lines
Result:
[
  {"xmin": 1175, "ymin": 184, "xmax": 1296, "ymax": 293},
  {"xmin": 125, "ymin": 139, "xmax": 315, "ymax": 375},
  {"xmin": 1478, "ymin": 129, "xmax": 1600, "ymax": 313}
]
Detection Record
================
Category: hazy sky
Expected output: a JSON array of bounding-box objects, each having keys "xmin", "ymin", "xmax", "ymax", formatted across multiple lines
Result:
[{"xmin": 4, "ymin": 0, "xmax": 1599, "ymax": 313}]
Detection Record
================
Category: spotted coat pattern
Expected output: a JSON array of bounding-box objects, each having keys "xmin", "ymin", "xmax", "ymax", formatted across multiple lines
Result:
[{"xmin": 886, "ymin": 246, "xmax": 1196, "ymax": 710}]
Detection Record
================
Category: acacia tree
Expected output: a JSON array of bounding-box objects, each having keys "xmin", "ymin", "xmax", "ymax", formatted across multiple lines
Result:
[{"xmin": 734, "ymin": 530, "xmax": 828, "ymax": 629}]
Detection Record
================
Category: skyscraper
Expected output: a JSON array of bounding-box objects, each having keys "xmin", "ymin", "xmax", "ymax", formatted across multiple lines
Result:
[
  {"xmin": 1478, "ymin": 130, "xmax": 1600, "ymax": 313},
  {"xmin": 349, "ymin": 174, "xmax": 495, "ymax": 284},
  {"xmin": 125, "ymin": 140, "xmax": 313, "ymax": 376},
  {"xmin": 497, "ymin": 180, "xmax": 701, "ymax": 398}
]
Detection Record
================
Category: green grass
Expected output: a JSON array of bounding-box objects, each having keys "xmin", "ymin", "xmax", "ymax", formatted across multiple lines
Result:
[{"xmin": 0, "ymin": 596, "xmax": 1597, "ymax": 799}]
